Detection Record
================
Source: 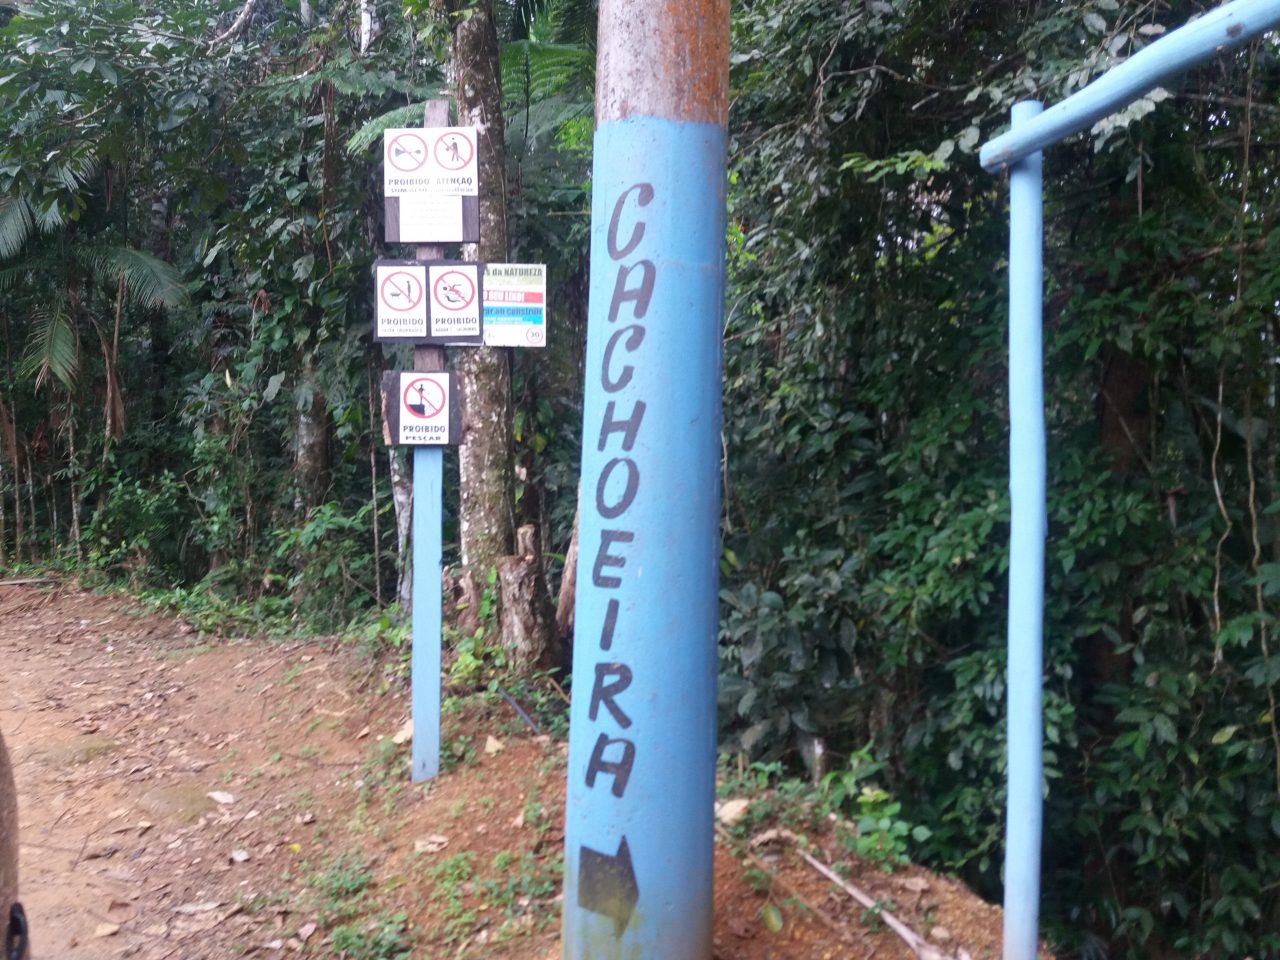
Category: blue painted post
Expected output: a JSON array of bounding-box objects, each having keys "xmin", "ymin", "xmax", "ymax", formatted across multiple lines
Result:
[
  {"xmin": 411, "ymin": 444, "xmax": 444, "ymax": 782},
  {"xmin": 1004, "ymin": 99, "xmax": 1045, "ymax": 960},
  {"xmin": 561, "ymin": 1, "xmax": 728, "ymax": 957},
  {"xmin": 409, "ymin": 100, "xmax": 450, "ymax": 784}
]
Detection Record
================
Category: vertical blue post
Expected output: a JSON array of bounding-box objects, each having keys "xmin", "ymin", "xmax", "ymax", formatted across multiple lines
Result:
[
  {"xmin": 411, "ymin": 445, "xmax": 443, "ymax": 782},
  {"xmin": 1004, "ymin": 99, "xmax": 1045, "ymax": 960},
  {"xmin": 561, "ymin": 2, "xmax": 728, "ymax": 957}
]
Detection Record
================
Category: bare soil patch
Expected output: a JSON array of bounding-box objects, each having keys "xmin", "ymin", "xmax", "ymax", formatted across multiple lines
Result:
[{"xmin": 1, "ymin": 582, "xmax": 1022, "ymax": 959}]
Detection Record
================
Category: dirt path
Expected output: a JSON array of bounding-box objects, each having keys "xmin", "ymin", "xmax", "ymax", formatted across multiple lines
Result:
[
  {"xmin": 1, "ymin": 582, "xmax": 1018, "ymax": 960},
  {"xmin": 0, "ymin": 582, "xmax": 385, "ymax": 959}
]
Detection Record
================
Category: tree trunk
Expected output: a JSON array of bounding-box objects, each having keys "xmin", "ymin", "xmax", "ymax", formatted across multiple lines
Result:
[
  {"xmin": 389, "ymin": 447, "xmax": 413, "ymax": 611},
  {"xmin": 147, "ymin": 190, "xmax": 172, "ymax": 426},
  {"xmin": 447, "ymin": 0, "xmax": 562, "ymax": 667},
  {"xmin": 0, "ymin": 461, "xmax": 7, "ymax": 568},
  {"xmin": 451, "ymin": 0, "xmax": 516, "ymax": 579},
  {"xmin": 293, "ymin": 358, "xmax": 331, "ymax": 508},
  {"xmin": 359, "ymin": 0, "xmax": 376, "ymax": 53},
  {"xmin": 497, "ymin": 524, "xmax": 558, "ymax": 668},
  {"xmin": 554, "ymin": 503, "xmax": 579, "ymax": 653}
]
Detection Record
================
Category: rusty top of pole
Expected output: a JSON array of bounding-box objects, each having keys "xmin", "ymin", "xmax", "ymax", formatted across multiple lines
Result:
[{"xmin": 596, "ymin": 0, "xmax": 729, "ymax": 127}]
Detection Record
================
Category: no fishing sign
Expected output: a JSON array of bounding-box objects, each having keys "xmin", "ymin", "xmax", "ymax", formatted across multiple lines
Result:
[
  {"xmin": 381, "ymin": 371, "xmax": 462, "ymax": 446},
  {"xmin": 372, "ymin": 260, "xmax": 484, "ymax": 344}
]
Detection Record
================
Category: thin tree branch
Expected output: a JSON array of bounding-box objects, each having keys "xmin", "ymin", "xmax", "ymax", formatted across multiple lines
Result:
[{"xmin": 210, "ymin": 0, "xmax": 258, "ymax": 46}]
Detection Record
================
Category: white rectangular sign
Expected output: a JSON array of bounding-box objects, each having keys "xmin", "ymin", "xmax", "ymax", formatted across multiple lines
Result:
[
  {"xmin": 397, "ymin": 372, "xmax": 453, "ymax": 445},
  {"xmin": 394, "ymin": 195, "xmax": 464, "ymax": 243},
  {"xmin": 482, "ymin": 263, "xmax": 547, "ymax": 348},
  {"xmin": 375, "ymin": 262, "xmax": 428, "ymax": 339},
  {"xmin": 383, "ymin": 127, "xmax": 479, "ymax": 197},
  {"xmin": 428, "ymin": 263, "xmax": 482, "ymax": 340}
]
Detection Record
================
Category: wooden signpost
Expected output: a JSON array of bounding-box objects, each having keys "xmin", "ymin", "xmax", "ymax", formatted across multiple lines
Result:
[{"xmin": 377, "ymin": 100, "xmax": 547, "ymax": 782}]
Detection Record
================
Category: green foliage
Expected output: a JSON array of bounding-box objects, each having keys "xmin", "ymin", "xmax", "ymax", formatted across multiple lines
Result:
[
  {"xmin": 313, "ymin": 853, "xmax": 374, "ymax": 907},
  {"xmin": 85, "ymin": 470, "xmax": 187, "ymax": 580},
  {"xmin": 424, "ymin": 852, "xmax": 478, "ymax": 943},
  {"xmin": 272, "ymin": 503, "xmax": 379, "ymax": 630},
  {"xmin": 326, "ymin": 913, "xmax": 411, "ymax": 960},
  {"xmin": 447, "ymin": 566, "xmax": 505, "ymax": 684}
]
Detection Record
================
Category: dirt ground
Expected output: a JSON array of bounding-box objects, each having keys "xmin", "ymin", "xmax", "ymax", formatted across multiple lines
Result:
[{"xmin": 0, "ymin": 581, "xmax": 1024, "ymax": 959}]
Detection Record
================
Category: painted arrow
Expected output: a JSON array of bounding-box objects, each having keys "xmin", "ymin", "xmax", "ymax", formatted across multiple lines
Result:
[{"xmin": 577, "ymin": 836, "xmax": 639, "ymax": 937}]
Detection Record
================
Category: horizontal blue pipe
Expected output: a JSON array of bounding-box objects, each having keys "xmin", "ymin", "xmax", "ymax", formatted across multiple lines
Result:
[
  {"xmin": 1003, "ymin": 100, "xmax": 1046, "ymax": 960},
  {"xmin": 980, "ymin": 0, "xmax": 1280, "ymax": 172}
]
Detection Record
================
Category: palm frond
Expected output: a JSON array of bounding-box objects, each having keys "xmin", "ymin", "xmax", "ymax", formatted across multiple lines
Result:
[
  {"xmin": 508, "ymin": 93, "xmax": 592, "ymax": 152},
  {"xmin": 498, "ymin": 0, "xmax": 596, "ymax": 45},
  {"xmin": 0, "ymin": 195, "xmax": 35, "ymax": 261},
  {"xmin": 88, "ymin": 245, "xmax": 188, "ymax": 310},
  {"xmin": 33, "ymin": 197, "xmax": 67, "ymax": 234},
  {"xmin": 548, "ymin": 0, "xmax": 596, "ymax": 46},
  {"xmin": 346, "ymin": 101, "xmax": 440, "ymax": 155},
  {"xmin": 501, "ymin": 40, "xmax": 592, "ymax": 106},
  {"xmin": 22, "ymin": 302, "xmax": 79, "ymax": 391}
]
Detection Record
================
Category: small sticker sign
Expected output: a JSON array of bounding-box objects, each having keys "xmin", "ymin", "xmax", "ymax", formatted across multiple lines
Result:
[
  {"xmin": 383, "ymin": 127, "xmax": 478, "ymax": 197},
  {"xmin": 429, "ymin": 263, "xmax": 483, "ymax": 342},
  {"xmin": 374, "ymin": 262, "xmax": 428, "ymax": 339},
  {"xmin": 483, "ymin": 263, "xmax": 547, "ymax": 348},
  {"xmin": 382, "ymin": 372, "xmax": 461, "ymax": 446}
]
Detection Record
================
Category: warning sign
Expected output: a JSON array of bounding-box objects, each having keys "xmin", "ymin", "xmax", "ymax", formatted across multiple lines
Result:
[
  {"xmin": 383, "ymin": 372, "xmax": 459, "ymax": 446},
  {"xmin": 434, "ymin": 131, "xmax": 474, "ymax": 171},
  {"xmin": 483, "ymin": 263, "xmax": 547, "ymax": 348},
  {"xmin": 428, "ymin": 263, "xmax": 483, "ymax": 342},
  {"xmin": 374, "ymin": 262, "xmax": 428, "ymax": 339},
  {"xmin": 383, "ymin": 127, "xmax": 478, "ymax": 197}
]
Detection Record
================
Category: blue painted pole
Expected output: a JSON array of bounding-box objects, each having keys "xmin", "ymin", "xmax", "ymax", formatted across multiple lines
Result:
[
  {"xmin": 980, "ymin": 0, "xmax": 1280, "ymax": 172},
  {"xmin": 561, "ymin": 2, "xmax": 728, "ymax": 957},
  {"xmin": 411, "ymin": 445, "xmax": 443, "ymax": 782},
  {"xmin": 1003, "ymin": 100, "xmax": 1045, "ymax": 960}
]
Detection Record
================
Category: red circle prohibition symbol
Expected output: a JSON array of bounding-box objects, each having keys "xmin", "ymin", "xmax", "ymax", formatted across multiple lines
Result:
[
  {"xmin": 380, "ymin": 271, "xmax": 423, "ymax": 312},
  {"xmin": 433, "ymin": 270, "xmax": 476, "ymax": 312},
  {"xmin": 434, "ymin": 132, "xmax": 474, "ymax": 171},
  {"xmin": 403, "ymin": 378, "xmax": 446, "ymax": 420},
  {"xmin": 387, "ymin": 133, "xmax": 428, "ymax": 172}
]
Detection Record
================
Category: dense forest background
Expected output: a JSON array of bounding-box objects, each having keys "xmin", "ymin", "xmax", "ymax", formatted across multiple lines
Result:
[{"xmin": 2, "ymin": 0, "xmax": 1279, "ymax": 955}]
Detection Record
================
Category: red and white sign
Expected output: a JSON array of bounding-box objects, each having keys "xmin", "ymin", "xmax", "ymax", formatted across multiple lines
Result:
[
  {"xmin": 398, "ymin": 373, "xmax": 452, "ymax": 445},
  {"xmin": 434, "ymin": 131, "xmax": 474, "ymax": 171},
  {"xmin": 386, "ymin": 132, "xmax": 428, "ymax": 173},
  {"xmin": 383, "ymin": 127, "xmax": 478, "ymax": 197},
  {"xmin": 429, "ymin": 264, "xmax": 482, "ymax": 340},
  {"xmin": 375, "ymin": 263, "xmax": 428, "ymax": 338}
]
